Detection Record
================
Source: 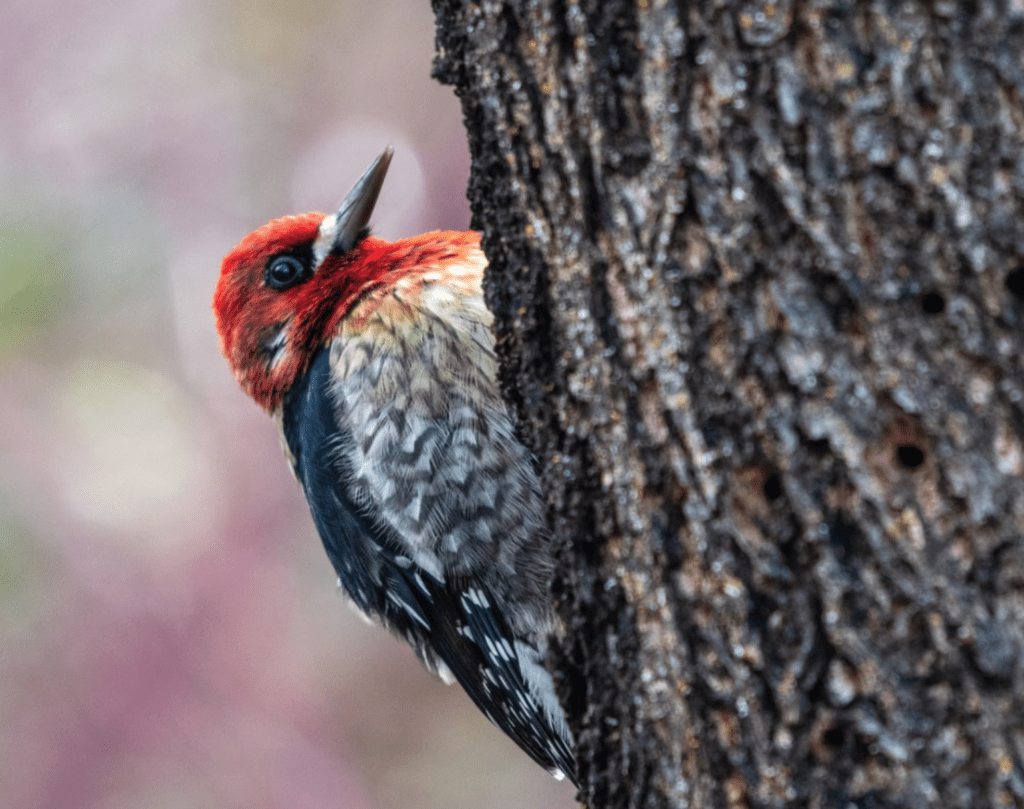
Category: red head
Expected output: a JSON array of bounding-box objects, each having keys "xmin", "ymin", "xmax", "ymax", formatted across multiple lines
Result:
[
  {"xmin": 214, "ymin": 148, "xmax": 485, "ymax": 412},
  {"xmin": 214, "ymin": 148, "xmax": 400, "ymax": 411}
]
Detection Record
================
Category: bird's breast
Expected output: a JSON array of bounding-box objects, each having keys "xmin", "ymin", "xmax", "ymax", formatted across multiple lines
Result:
[{"xmin": 320, "ymin": 273, "xmax": 547, "ymax": 585}]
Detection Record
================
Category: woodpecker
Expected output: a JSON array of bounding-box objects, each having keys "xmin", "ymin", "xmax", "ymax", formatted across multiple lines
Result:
[{"xmin": 213, "ymin": 147, "xmax": 576, "ymax": 784}]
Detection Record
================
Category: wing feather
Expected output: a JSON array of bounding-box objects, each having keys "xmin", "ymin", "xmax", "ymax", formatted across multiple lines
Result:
[{"xmin": 280, "ymin": 348, "xmax": 575, "ymax": 782}]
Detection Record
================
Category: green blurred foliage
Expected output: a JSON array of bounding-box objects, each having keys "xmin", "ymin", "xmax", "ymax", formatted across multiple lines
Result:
[
  {"xmin": 0, "ymin": 504, "xmax": 34, "ymax": 605},
  {"xmin": 0, "ymin": 218, "xmax": 69, "ymax": 352}
]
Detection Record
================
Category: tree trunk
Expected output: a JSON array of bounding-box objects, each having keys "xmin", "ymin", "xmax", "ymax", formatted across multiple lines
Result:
[{"xmin": 430, "ymin": 1, "xmax": 1024, "ymax": 806}]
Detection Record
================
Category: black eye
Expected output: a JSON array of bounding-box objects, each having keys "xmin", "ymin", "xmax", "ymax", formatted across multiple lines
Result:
[{"xmin": 265, "ymin": 255, "xmax": 308, "ymax": 290}]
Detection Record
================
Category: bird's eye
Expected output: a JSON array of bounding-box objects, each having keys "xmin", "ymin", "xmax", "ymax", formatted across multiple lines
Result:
[{"xmin": 265, "ymin": 255, "xmax": 308, "ymax": 290}]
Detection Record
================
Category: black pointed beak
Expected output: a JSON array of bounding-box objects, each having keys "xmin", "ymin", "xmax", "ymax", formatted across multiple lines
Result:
[{"xmin": 330, "ymin": 145, "xmax": 394, "ymax": 255}]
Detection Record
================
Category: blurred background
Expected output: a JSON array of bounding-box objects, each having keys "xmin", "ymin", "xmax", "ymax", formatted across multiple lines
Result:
[{"xmin": 0, "ymin": 1, "xmax": 576, "ymax": 806}]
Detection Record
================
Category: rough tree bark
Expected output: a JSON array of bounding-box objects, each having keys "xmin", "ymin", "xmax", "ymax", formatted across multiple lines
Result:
[{"xmin": 431, "ymin": 1, "xmax": 1024, "ymax": 807}]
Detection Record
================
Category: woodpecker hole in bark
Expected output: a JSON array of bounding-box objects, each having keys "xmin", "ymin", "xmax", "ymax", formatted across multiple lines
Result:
[{"xmin": 920, "ymin": 292, "xmax": 946, "ymax": 315}]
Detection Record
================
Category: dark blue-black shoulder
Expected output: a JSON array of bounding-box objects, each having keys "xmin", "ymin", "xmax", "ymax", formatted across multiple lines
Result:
[
  {"xmin": 280, "ymin": 348, "xmax": 378, "ymax": 594},
  {"xmin": 280, "ymin": 347, "xmax": 334, "ymax": 476}
]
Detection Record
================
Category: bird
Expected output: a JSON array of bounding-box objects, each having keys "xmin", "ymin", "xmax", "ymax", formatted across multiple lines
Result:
[{"xmin": 212, "ymin": 146, "xmax": 576, "ymax": 784}]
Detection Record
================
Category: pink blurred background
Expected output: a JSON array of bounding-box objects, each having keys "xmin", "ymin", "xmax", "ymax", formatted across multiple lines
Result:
[{"xmin": 0, "ymin": 1, "xmax": 576, "ymax": 806}]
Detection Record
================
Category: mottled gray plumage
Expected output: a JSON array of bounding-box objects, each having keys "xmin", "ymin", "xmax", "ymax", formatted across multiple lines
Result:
[
  {"xmin": 276, "ymin": 252, "xmax": 575, "ymax": 780},
  {"xmin": 330, "ymin": 266, "xmax": 554, "ymax": 626}
]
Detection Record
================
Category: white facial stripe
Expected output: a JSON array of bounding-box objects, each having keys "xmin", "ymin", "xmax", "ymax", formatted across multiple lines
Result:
[{"xmin": 312, "ymin": 213, "xmax": 338, "ymax": 268}]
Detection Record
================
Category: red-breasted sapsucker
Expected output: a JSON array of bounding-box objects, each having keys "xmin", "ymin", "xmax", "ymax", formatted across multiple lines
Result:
[{"xmin": 213, "ymin": 148, "xmax": 576, "ymax": 784}]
